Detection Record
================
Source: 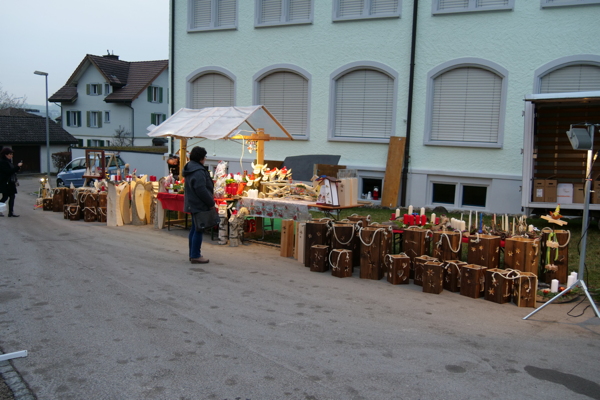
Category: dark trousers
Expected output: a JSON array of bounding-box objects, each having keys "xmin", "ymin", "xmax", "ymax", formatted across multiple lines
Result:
[{"xmin": 0, "ymin": 193, "xmax": 15, "ymax": 214}]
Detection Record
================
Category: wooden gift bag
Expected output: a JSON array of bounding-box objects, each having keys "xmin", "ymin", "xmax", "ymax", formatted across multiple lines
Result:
[
  {"xmin": 432, "ymin": 230, "xmax": 462, "ymax": 262},
  {"xmin": 513, "ymin": 272, "xmax": 538, "ymax": 308},
  {"xmin": 443, "ymin": 260, "xmax": 467, "ymax": 292},
  {"xmin": 422, "ymin": 261, "xmax": 444, "ymax": 294},
  {"xmin": 460, "ymin": 264, "xmax": 487, "ymax": 299},
  {"xmin": 384, "ymin": 253, "xmax": 410, "ymax": 285},
  {"xmin": 540, "ymin": 229, "xmax": 569, "ymax": 284},
  {"xmin": 330, "ymin": 249, "xmax": 353, "ymax": 278},
  {"xmin": 413, "ymin": 255, "xmax": 438, "ymax": 286},
  {"xmin": 42, "ymin": 198, "xmax": 53, "ymax": 211},
  {"xmin": 63, "ymin": 204, "xmax": 69, "ymax": 219},
  {"xmin": 331, "ymin": 222, "xmax": 359, "ymax": 269},
  {"xmin": 84, "ymin": 206, "xmax": 97, "ymax": 222},
  {"xmin": 67, "ymin": 204, "xmax": 81, "ymax": 221},
  {"xmin": 52, "ymin": 188, "xmax": 67, "ymax": 212},
  {"xmin": 484, "ymin": 268, "xmax": 517, "ymax": 304},
  {"xmin": 358, "ymin": 226, "xmax": 388, "ymax": 280},
  {"xmin": 304, "ymin": 221, "xmax": 331, "ymax": 268},
  {"xmin": 346, "ymin": 214, "xmax": 371, "ymax": 228},
  {"xmin": 504, "ymin": 237, "xmax": 541, "ymax": 274},
  {"xmin": 466, "ymin": 234, "xmax": 501, "ymax": 270},
  {"xmin": 97, "ymin": 207, "xmax": 107, "ymax": 223},
  {"xmin": 310, "ymin": 244, "xmax": 330, "ymax": 273},
  {"xmin": 402, "ymin": 227, "xmax": 431, "ymax": 264}
]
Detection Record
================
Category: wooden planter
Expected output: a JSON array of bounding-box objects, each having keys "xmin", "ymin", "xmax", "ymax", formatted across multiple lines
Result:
[
  {"xmin": 504, "ymin": 237, "xmax": 541, "ymax": 274},
  {"xmin": 330, "ymin": 249, "xmax": 353, "ymax": 278},
  {"xmin": 384, "ymin": 253, "xmax": 410, "ymax": 285},
  {"xmin": 309, "ymin": 244, "xmax": 330, "ymax": 273},
  {"xmin": 422, "ymin": 261, "xmax": 444, "ymax": 294},
  {"xmin": 443, "ymin": 260, "xmax": 467, "ymax": 292},
  {"xmin": 432, "ymin": 231, "xmax": 462, "ymax": 262},
  {"xmin": 460, "ymin": 264, "xmax": 487, "ymax": 299},
  {"xmin": 466, "ymin": 234, "xmax": 501, "ymax": 270}
]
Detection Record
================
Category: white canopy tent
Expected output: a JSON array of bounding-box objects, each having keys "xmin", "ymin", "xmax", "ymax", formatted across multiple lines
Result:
[{"xmin": 147, "ymin": 106, "xmax": 293, "ymax": 173}]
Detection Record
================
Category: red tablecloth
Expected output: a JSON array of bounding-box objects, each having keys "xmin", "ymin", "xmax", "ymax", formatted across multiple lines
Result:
[{"xmin": 157, "ymin": 192, "xmax": 186, "ymax": 213}]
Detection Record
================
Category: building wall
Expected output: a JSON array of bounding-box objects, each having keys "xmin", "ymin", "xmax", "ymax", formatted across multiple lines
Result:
[
  {"xmin": 132, "ymin": 70, "xmax": 170, "ymax": 146},
  {"xmin": 172, "ymin": 0, "xmax": 600, "ymax": 212}
]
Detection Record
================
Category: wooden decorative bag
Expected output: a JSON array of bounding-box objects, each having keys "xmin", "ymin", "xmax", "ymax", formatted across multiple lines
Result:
[
  {"xmin": 331, "ymin": 222, "xmax": 358, "ymax": 269},
  {"xmin": 432, "ymin": 231, "xmax": 462, "ymax": 262},
  {"xmin": 98, "ymin": 192, "xmax": 108, "ymax": 208},
  {"xmin": 443, "ymin": 260, "xmax": 467, "ymax": 292},
  {"xmin": 310, "ymin": 244, "xmax": 330, "ymax": 273},
  {"xmin": 413, "ymin": 255, "xmax": 438, "ymax": 286},
  {"xmin": 512, "ymin": 272, "xmax": 538, "ymax": 308},
  {"xmin": 484, "ymin": 268, "xmax": 517, "ymax": 304},
  {"xmin": 504, "ymin": 237, "xmax": 541, "ymax": 274},
  {"xmin": 466, "ymin": 234, "xmax": 501, "ymax": 270},
  {"xmin": 52, "ymin": 188, "xmax": 67, "ymax": 212},
  {"xmin": 346, "ymin": 214, "xmax": 371, "ymax": 228},
  {"xmin": 330, "ymin": 249, "xmax": 353, "ymax": 278},
  {"xmin": 42, "ymin": 198, "xmax": 53, "ymax": 211},
  {"xmin": 384, "ymin": 253, "xmax": 410, "ymax": 285},
  {"xmin": 84, "ymin": 206, "xmax": 97, "ymax": 222},
  {"xmin": 65, "ymin": 188, "xmax": 76, "ymax": 204},
  {"xmin": 540, "ymin": 229, "xmax": 569, "ymax": 284},
  {"xmin": 63, "ymin": 204, "xmax": 69, "ymax": 219},
  {"xmin": 97, "ymin": 207, "xmax": 107, "ymax": 223},
  {"xmin": 402, "ymin": 227, "xmax": 431, "ymax": 263},
  {"xmin": 422, "ymin": 261, "xmax": 444, "ymax": 294},
  {"xmin": 460, "ymin": 264, "xmax": 487, "ymax": 299},
  {"xmin": 358, "ymin": 226, "xmax": 388, "ymax": 280},
  {"xmin": 304, "ymin": 221, "xmax": 331, "ymax": 268},
  {"xmin": 67, "ymin": 204, "xmax": 81, "ymax": 221}
]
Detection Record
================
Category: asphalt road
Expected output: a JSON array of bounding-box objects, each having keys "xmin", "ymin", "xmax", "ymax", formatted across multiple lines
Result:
[{"xmin": 1, "ymin": 176, "xmax": 599, "ymax": 400}]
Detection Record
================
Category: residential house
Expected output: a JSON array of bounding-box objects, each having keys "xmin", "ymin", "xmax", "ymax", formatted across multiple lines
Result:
[
  {"xmin": 50, "ymin": 54, "xmax": 168, "ymax": 148},
  {"xmin": 0, "ymin": 107, "xmax": 78, "ymax": 173},
  {"xmin": 168, "ymin": 0, "xmax": 600, "ymax": 213}
]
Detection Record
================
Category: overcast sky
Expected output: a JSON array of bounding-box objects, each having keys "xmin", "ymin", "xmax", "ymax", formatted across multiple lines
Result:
[{"xmin": 1, "ymin": 0, "xmax": 169, "ymax": 106}]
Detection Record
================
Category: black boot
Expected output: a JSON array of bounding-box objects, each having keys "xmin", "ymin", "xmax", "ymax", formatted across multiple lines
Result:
[{"xmin": 8, "ymin": 214, "xmax": 19, "ymax": 217}]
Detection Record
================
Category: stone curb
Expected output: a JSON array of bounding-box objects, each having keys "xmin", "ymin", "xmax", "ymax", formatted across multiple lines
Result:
[{"xmin": 0, "ymin": 361, "xmax": 35, "ymax": 400}]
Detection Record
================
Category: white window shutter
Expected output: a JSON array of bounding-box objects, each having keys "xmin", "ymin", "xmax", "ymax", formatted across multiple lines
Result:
[
  {"xmin": 437, "ymin": 0, "xmax": 469, "ymax": 9},
  {"xmin": 217, "ymin": 0, "xmax": 236, "ymax": 27},
  {"xmin": 370, "ymin": 0, "xmax": 399, "ymax": 15},
  {"xmin": 339, "ymin": 0, "xmax": 365, "ymax": 17},
  {"xmin": 431, "ymin": 67, "xmax": 501, "ymax": 143},
  {"xmin": 540, "ymin": 64, "xmax": 600, "ymax": 93},
  {"xmin": 289, "ymin": 0, "xmax": 311, "ymax": 20},
  {"xmin": 193, "ymin": 0, "xmax": 212, "ymax": 28},
  {"xmin": 259, "ymin": 71, "xmax": 308, "ymax": 137},
  {"xmin": 476, "ymin": 0, "xmax": 509, "ymax": 6},
  {"xmin": 192, "ymin": 73, "xmax": 234, "ymax": 109},
  {"xmin": 334, "ymin": 69, "xmax": 394, "ymax": 139},
  {"xmin": 260, "ymin": 0, "xmax": 282, "ymax": 23}
]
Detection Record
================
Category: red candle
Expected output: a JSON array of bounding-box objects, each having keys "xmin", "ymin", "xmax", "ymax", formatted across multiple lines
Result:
[
  {"xmin": 403, "ymin": 214, "xmax": 409, "ymax": 225},
  {"xmin": 390, "ymin": 213, "xmax": 396, "ymax": 221},
  {"xmin": 421, "ymin": 215, "xmax": 427, "ymax": 226},
  {"xmin": 435, "ymin": 217, "xmax": 440, "ymax": 225}
]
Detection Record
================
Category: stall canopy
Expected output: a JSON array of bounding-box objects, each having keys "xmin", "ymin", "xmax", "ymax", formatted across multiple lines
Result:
[{"xmin": 147, "ymin": 106, "xmax": 293, "ymax": 141}]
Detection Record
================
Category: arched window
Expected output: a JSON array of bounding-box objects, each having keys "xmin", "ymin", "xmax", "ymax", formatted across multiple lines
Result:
[
  {"xmin": 190, "ymin": 72, "xmax": 234, "ymax": 109},
  {"xmin": 540, "ymin": 64, "xmax": 600, "ymax": 93}
]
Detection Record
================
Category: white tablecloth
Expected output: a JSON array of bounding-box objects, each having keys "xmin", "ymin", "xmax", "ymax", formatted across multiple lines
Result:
[{"xmin": 238, "ymin": 197, "xmax": 312, "ymax": 221}]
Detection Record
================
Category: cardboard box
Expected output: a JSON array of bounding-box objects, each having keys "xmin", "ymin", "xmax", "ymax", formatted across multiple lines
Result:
[
  {"xmin": 557, "ymin": 183, "xmax": 573, "ymax": 204},
  {"xmin": 573, "ymin": 183, "xmax": 585, "ymax": 204},
  {"xmin": 533, "ymin": 179, "xmax": 557, "ymax": 203}
]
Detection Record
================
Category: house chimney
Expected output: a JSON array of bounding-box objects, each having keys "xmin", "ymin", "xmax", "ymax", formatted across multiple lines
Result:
[{"xmin": 103, "ymin": 50, "xmax": 119, "ymax": 60}]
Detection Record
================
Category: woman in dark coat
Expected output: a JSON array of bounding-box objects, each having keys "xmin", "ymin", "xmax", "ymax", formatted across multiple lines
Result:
[
  {"xmin": 0, "ymin": 147, "xmax": 23, "ymax": 217},
  {"xmin": 182, "ymin": 146, "xmax": 214, "ymax": 264}
]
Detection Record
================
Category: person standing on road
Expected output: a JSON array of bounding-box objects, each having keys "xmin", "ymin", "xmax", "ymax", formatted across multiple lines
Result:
[
  {"xmin": 0, "ymin": 147, "xmax": 23, "ymax": 217},
  {"xmin": 183, "ymin": 146, "xmax": 214, "ymax": 264}
]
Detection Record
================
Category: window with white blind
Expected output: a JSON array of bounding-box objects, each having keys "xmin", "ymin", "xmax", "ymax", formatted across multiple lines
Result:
[
  {"xmin": 256, "ymin": 0, "xmax": 312, "ymax": 26},
  {"xmin": 425, "ymin": 60, "xmax": 507, "ymax": 147},
  {"xmin": 432, "ymin": 0, "xmax": 513, "ymax": 14},
  {"xmin": 333, "ymin": 0, "xmax": 401, "ymax": 21},
  {"xmin": 541, "ymin": 0, "xmax": 600, "ymax": 7},
  {"xmin": 188, "ymin": 0, "xmax": 237, "ymax": 31},
  {"xmin": 330, "ymin": 67, "xmax": 396, "ymax": 142},
  {"xmin": 540, "ymin": 64, "xmax": 600, "ymax": 93},
  {"xmin": 258, "ymin": 71, "xmax": 309, "ymax": 138},
  {"xmin": 190, "ymin": 73, "xmax": 235, "ymax": 109}
]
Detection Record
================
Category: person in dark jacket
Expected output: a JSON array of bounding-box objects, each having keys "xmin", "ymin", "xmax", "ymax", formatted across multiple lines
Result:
[
  {"xmin": 0, "ymin": 147, "xmax": 23, "ymax": 217},
  {"xmin": 182, "ymin": 146, "xmax": 214, "ymax": 264}
]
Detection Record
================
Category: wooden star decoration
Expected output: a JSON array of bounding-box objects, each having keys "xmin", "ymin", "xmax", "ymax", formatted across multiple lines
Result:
[
  {"xmin": 479, "ymin": 245, "xmax": 484, "ymax": 251},
  {"xmin": 508, "ymin": 251, "xmax": 513, "ymax": 257},
  {"xmin": 488, "ymin": 288, "xmax": 495, "ymax": 296},
  {"xmin": 471, "ymin": 247, "xmax": 476, "ymax": 252},
  {"xmin": 516, "ymin": 248, "xmax": 521, "ymax": 254}
]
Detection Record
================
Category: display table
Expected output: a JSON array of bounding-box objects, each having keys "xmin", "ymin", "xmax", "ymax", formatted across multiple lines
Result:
[
  {"xmin": 156, "ymin": 192, "xmax": 187, "ymax": 230},
  {"xmin": 308, "ymin": 203, "xmax": 363, "ymax": 220},
  {"xmin": 239, "ymin": 197, "xmax": 312, "ymax": 221}
]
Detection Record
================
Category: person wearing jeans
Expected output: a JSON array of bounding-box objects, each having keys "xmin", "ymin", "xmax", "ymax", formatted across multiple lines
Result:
[{"xmin": 0, "ymin": 147, "xmax": 22, "ymax": 217}]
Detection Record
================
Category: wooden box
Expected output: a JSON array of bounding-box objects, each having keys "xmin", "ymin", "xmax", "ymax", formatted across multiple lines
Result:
[
  {"xmin": 504, "ymin": 237, "xmax": 541, "ymax": 274},
  {"xmin": 443, "ymin": 260, "xmax": 467, "ymax": 292},
  {"xmin": 432, "ymin": 230, "xmax": 462, "ymax": 262},
  {"xmin": 84, "ymin": 193, "xmax": 99, "ymax": 209},
  {"xmin": 422, "ymin": 261, "xmax": 444, "ymax": 294},
  {"xmin": 346, "ymin": 215, "xmax": 370, "ymax": 228},
  {"xmin": 65, "ymin": 188, "xmax": 76, "ymax": 204},
  {"xmin": 402, "ymin": 227, "xmax": 430, "ymax": 263},
  {"xmin": 309, "ymin": 244, "xmax": 329, "ymax": 273},
  {"xmin": 52, "ymin": 188, "xmax": 67, "ymax": 212},
  {"xmin": 63, "ymin": 204, "xmax": 69, "ymax": 219},
  {"xmin": 331, "ymin": 222, "xmax": 359, "ymax": 268},
  {"xmin": 330, "ymin": 249, "xmax": 353, "ymax": 278},
  {"xmin": 83, "ymin": 206, "xmax": 97, "ymax": 222},
  {"xmin": 97, "ymin": 207, "xmax": 107, "ymax": 223},
  {"xmin": 384, "ymin": 253, "xmax": 410, "ymax": 285},
  {"xmin": 466, "ymin": 234, "xmax": 501, "ymax": 270},
  {"xmin": 484, "ymin": 268, "xmax": 515, "ymax": 304},
  {"xmin": 42, "ymin": 198, "xmax": 53, "ymax": 211},
  {"xmin": 540, "ymin": 230, "xmax": 569, "ymax": 284},
  {"xmin": 67, "ymin": 204, "xmax": 81, "ymax": 221},
  {"xmin": 359, "ymin": 227, "xmax": 387, "ymax": 280},
  {"xmin": 513, "ymin": 272, "xmax": 538, "ymax": 308},
  {"xmin": 413, "ymin": 255, "xmax": 438, "ymax": 286},
  {"xmin": 460, "ymin": 264, "xmax": 487, "ymax": 299},
  {"xmin": 304, "ymin": 221, "xmax": 331, "ymax": 268},
  {"xmin": 98, "ymin": 192, "xmax": 108, "ymax": 208}
]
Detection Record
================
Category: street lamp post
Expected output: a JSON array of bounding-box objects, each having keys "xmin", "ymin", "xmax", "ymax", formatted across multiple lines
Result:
[{"xmin": 34, "ymin": 71, "xmax": 50, "ymax": 181}]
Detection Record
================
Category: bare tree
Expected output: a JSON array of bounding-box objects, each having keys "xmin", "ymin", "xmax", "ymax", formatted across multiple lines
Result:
[
  {"xmin": 113, "ymin": 125, "xmax": 133, "ymax": 147},
  {"xmin": 0, "ymin": 83, "xmax": 27, "ymax": 109}
]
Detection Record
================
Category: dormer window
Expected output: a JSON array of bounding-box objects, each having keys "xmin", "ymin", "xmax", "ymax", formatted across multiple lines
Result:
[{"xmin": 87, "ymin": 83, "xmax": 102, "ymax": 96}]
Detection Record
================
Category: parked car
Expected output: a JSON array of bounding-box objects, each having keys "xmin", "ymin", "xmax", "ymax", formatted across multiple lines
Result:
[{"xmin": 56, "ymin": 154, "xmax": 125, "ymax": 187}]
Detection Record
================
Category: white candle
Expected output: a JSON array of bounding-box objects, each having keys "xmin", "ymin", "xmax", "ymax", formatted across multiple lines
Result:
[
  {"xmin": 571, "ymin": 272, "xmax": 578, "ymax": 280},
  {"xmin": 474, "ymin": 212, "xmax": 478, "ymax": 231},
  {"xmin": 512, "ymin": 218, "xmax": 515, "ymax": 235},
  {"xmin": 396, "ymin": 208, "xmax": 400, "ymax": 219},
  {"xmin": 408, "ymin": 205, "xmax": 413, "ymax": 215},
  {"xmin": 528, "ymin": 224, "xmax": 534, "ymax": 232},
  {"xmin": 431, "ymin": 213, "xmax": 436, "ymax": 224},
  {"xmin": 468, "ymin": 211, "xmax": 471, "ymax": 231},
  {"xmin": 567, "ymin": 275, "xmax": 576, "ymax": 288},
  {"xmin": 460, "ymin": 221, "xmax": 466, "ymax": 231},
  {"xmin": 551, "ymin": 279, "xmax": 559, "ymax": 293},
  {"xmin": 420, "ymin": 207, "xmax": 425, "ymax": 216}
]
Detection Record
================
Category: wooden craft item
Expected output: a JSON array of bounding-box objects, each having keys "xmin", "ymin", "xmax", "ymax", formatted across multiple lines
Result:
[
  {"xmin": 384, "ymin": 254, "xmax": 411, "ymax": 285},
  {"xmin": 369, "ymin": 224, "xmax": 393, "ymax": 262},
  {"xmin": 504, "ymin": 237, "xmax": 541, "ymax": 274},
  {"xmin": 346, "ymin": 215, "xmax": 370, "ymax": 228},
  {"xmin": 460, "ymin": 264, "xmax": 487, "ymax": 299},
  {"xmin": 106, "ymin": 182, "xmax": 118, "ymax": 227},
  {"xmin": 97, "ymin": 207, "xmax": 107, "ymax": 223},
  {"xmin": 330, "ymin": 249, "xmax": 353, "ymax": 278},
  {"xmin": 52, "ymin": 188, "xmax": 66, "ymax": 212},
  {"xmin": 143, "ymin": 182, "xmax": 153, "ymax": 224},
  {"xmin": 63, "ymin": 204, "xmax": 69, "ymax": 219},
  {"xmin": 403, "ymin": 227, "xmax": 430, "ymax": 263},
  {"xmin": 413, "ymin": 255, "xmax": 438, "ymax": 286},
  {"xmin": 154, "ymin": 178, "xmax": 166, "ymax": 229},
  {"xmin": 432, "ymin": 231, "xmax": 462, "ymax": 262},
  {"xmin": 304, "ymin": 221, "xmax": 331, "ymax": 268},
  {"xmin": 42, "ymin": 198, "xmax": 53, "ymax": 211},
  {"xmin": 331, "ymin": 222, "xmax": 358, "ymax": 268},
  {"xmin": 466, "ymin": 234, "xmax": 501, "ymax": 270},
  {"xmin": 513, "ymin": 272, "xmax": 538, "ymax": 308},
  {"xmin": 295, "ymin": 222, "xmax": 306, "ymax": 263},
  {"xmin": 84, "ymin": 193, "xmax": 99, "ymax": 209},
  {"xmin": 541, "ymin": 215, "xmax": 568, "ymax": 226},
  {"xmin": 540, "ymin": 230, "xmax": 569, "ymax": 284},
  {"xmin": 66, "ymin": 188, "xmax": 76, "ymax": 204},
  {"xmin": 443, "ymin": 260, "xmax": 467, "ymax": 292},
  {"xmin": 119, "ymin": 182, "xmax": 132, "ymax": 225},
  {"xmin": 67, "ymin": 204, "xmax": 81, "ymax": 221},
  {"xmin": 310, "ymin": 245, "xmax": 330, "ymax": 273},
  {"xmin": 280, "ymin": 220, "xmax": 295, "ymax": 257},
  {"xmin": 422, "ymin": 261, "xmax": 444, "ymax": 294},
  {"xmin": 132, "ymin": 181, "xmax": 147, "ymax": 226},
  {"xmin": 484, "ymin": 268, "xmax": 515, "ymax": 304},
  {"xmin": 359, "ymin": 226, "xmax": 387, "ymax": 280},
  {"xmin": 84, "ymin": 206, "xmax": 97, "ymax": 222}
]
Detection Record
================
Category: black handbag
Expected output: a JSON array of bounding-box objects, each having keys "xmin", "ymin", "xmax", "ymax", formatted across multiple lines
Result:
[{"xmin": 193, "ymin": 208, "xmax": 220, "ymax": 231}]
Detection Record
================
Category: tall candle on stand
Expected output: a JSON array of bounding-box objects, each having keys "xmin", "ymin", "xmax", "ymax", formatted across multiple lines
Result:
[
  {"xmin": 512, "ymin": 218, "xmax": 515, "ymax": 236},
  {"xmin": 408, "ymin": 205, "xmax": 413, "ymax": 215},
  {"xmin": 505, "ymin": 214, "xmax": 508, "ymax": 232},
  {"xmin": 474, "ymin": 212, "xmax": 477, "ymax": 232},
  {"xmin": 468, "ymin": 211, "xmax": 472, "ymax": 231}
]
